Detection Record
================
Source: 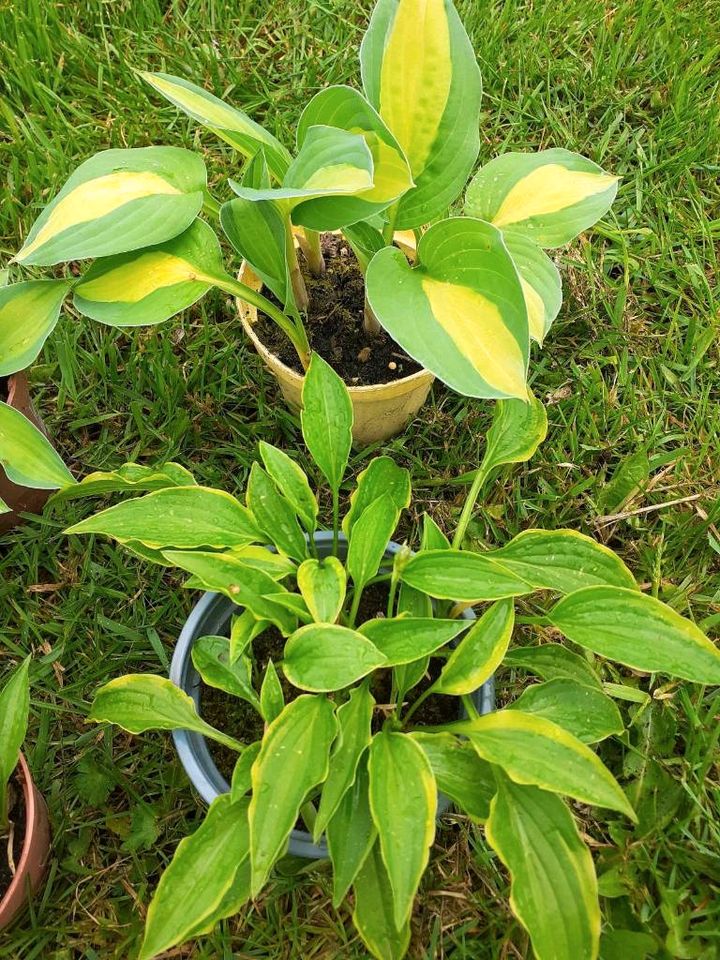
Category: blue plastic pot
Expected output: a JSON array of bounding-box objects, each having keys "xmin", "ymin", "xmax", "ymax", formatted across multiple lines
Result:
[{"xmin": 170, "ymin": 532, "xmax": 495, "ymax": 859}]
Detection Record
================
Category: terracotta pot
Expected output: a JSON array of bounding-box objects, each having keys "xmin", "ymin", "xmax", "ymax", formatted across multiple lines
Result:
[
  {"xmin": 0, "ymin": 373, "xmax": 52, "ymax": 535},
  {"xmin": 236, "ymin": 257, "xmax": 434, "ymax": 447},
  {"xmin": 0, "ymin": 753, "xmax": 51, "ymax": 930}
]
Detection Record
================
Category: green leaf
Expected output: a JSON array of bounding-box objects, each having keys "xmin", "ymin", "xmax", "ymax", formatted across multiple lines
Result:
[
  {"xmin": 343, "ymin": 456, "xmax": 411, "ymax": 536},
  {"xmin": 226, "ymin": 545, "xmax": 296, "ymax": 581},
  {"xmin": 247, "ymin": 463, "xmax": 308, "ymax": 562},
  {"xmin": 509, "ymin": 678, "xmax": 624, "ymax": 744},
  {"xmin": 230, "ymin": 610, "xmax": 269, "ymax": 663},
  {"xmin": 360, "ymin": 0, "xmax": 482, "ymax": 229},
  {"xmin": 73, "ymin": 219, "xmax": 223, "ymax": 327},
  {"xmin": 343, "ymin": 220, "xmax": 386, "ymax": 271},
  {"xmin": 368, "ymin": 730, "xmax": 436, "ymax": 928},
  {"xmin": 460, "ymin": 710, "xmax": 636, "ymax": 820},
  {"xmin": 230, "ymin": 125, "xmax": 375, "ymax": 231},
  {"xmin": 191, "ymin": 635, "xmax": 260, "ymax": 713},
  {"xmin": 315, "ymin": 685, "xmax": 375, "ymax": 841},
  {"xmin": 402, "ymin": 549, "xmax": 531, "ymax": 601},
  {"xmin": 89, "ymin": 675, "xmax": 243, "ymax": 753},
  {"xmin": 294, "ymin": 84, "xmax": 414, "ymax": 230},
  {"xmin": 409, "ymin": 731, "xmax": 495, "ymax": 823},
  {"xmin": 141, "ymin": 72, "xmax": 291, "ymax": 181},
  {"xmin": 301, "ymin": 353, "xmax": 353, "ymax": 492},
  {"xmin": 352, "ymin": 841, "xmax": 411, "ymax": 960},
  {"xmin": 503, "ymin": 233, "xmax": 562, "ymax": 343},
  {"xmin": 162, "ymin": 551, "xmax": 297, "ymax": 636},
  {"xmin": 366, "ymin": 218, "xmax": 529, "ymax": 399},
  {"xmin": 65, "ymin": 486, "xmax": 260, "ymax": 549},
  {"xmin": 432, "ymin": 599, "xmax": 514, "ymax": 695},
  {"xmin": 220, "ymin": 196, "xmax": 292, "ymax": 309},
  {"xmin": 15, "ymin": 146, "xmax": 206, "ymax": 266},
  {"xmin": 283, "ymin": 624, "xmax": 387, "ymax": 692},
  {"xmin": 259, "ymin": 661, "xmax": 284, "ymax": 724},
  {"xmin": 466, "ymin": 148, "xmax": 619, "ymax": 247},
  {"xmin": 504, "ymin": 643, "xmax": 603, "ymax": 689},
  {"xmin": 139, "ymin": 795, "xmax": 250, "ymax": 960},
  {"xmin": 182, "ymin": 859, "xmax": 252, "ymax": 941},
  {"xmin": 0, "ymin": 657, "xmax": 30, "ymax": 786},
  {"xmin": 0, "ymin": 280, "xmax": 70, "ymax": 376},
  {"xmin": 392, "ymin": 583, "xmax": 433, "ymax": 701},
  {"xmin": 549, "ymin": 586, "xmax": 720, "ymax": 684},
  {"xmin": 297, "ymin": 556, "xmax": 346, "ymax": 623},
  {"xmin": 49, "ymin": 461, "xmax": 196, "ymax": 505},
  {"xmin": 347, "ymin": 494, "xmax": 398, "ymax": 593},
  {"xmin": 259, "ymin": 441, "xmax": 318, "ymax": 533},
  {"xmin": 420, "ymin": 513, "xmax": 450, "ymax": 551},
  {"xmin": 0, "ymin": 401, "xmax": 75, "ymax": 489},
  {"xmin": 489, "ymin": 529, "xmax": 637, "ymax": 594},
  {"xmin": 597, "ymin": 450, "xmax": 650, "ymax": 515},
  {"xmin": 249, "ymin": 694, "xmax": 338, "ymax": 893},
  {"xmin": 600, "ymin": 929, "xmax": 658, "ymax": 960},
  {"xmin": 359, "ymin": 616, "xmax": 468, "ymax": 665},
  {"xmin": 481, "ymin": 389, "xmax": 548, "ymax": 473},
  {"xmin": 327, "ymin": 755, "xmax": 376, "ymax": 906},
  {"xmin": 230, "ymin": 742, "xmax": 261, "ymax": 802},
  {"xmin": 485, "ymin": 770, "xmax": 600, "ymax": 960}
]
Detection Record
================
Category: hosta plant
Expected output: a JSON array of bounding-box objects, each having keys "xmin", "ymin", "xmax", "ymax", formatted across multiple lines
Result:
[
  {"xmin": 5, "ymin": 0, "xmax": 618, "ymax": 402},
  {"xmin": 0, "ymin": 658, "xmax": 31, "ymax": 835},
  {"xmin": 63, "ymin": 358, "xmax": 720, "ymax": 960}
]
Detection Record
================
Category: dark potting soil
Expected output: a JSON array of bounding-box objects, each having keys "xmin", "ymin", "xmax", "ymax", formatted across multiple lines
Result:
[
  {"xmin": 0, "ymin": 377, "xmax": 9, "ymax": 402},
  {"xmin": 0, "ymin": 773, "xmax": 27, "ymax": 900},
  {"xmin": 253, "ymin": 233, "xmax": 422, "ymax": 386},
  {"xmin": 200, "ymin": 581, "xmax": 459, "ymax": 784}
]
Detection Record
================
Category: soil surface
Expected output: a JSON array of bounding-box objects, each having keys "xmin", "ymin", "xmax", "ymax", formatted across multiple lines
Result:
[
  {"xmin": 0, "ymin": 377, "xmax": 9, "ymax": 402},
  {"xmin": 254, "ymin": 233, "xmax": 422, "ymax": 386},
  {"xmin": 200, "ymin": 581, "xmax": 458, "ymax": 784},
  {"xmin": 0, "ymin": 774, "xmax": 26, "ymax": 899}
]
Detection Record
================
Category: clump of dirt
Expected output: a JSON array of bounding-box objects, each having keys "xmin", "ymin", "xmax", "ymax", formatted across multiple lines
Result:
[
  {"xmin": 0, "ymin": 774, "xmax": 26, "ymax": 899},
  {"xmin": 253, "ymin": 233, "xmax": 422, "ymax": 386}
]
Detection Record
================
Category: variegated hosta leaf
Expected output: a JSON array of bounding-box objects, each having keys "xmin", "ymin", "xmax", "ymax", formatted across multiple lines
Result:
[
  {"xmin": 141, "ymin": 72, "xmax": 292, "ymax": 181},
  {"xmin": 0, "ymin": 401, "xmax": 75, "ymax": 489},
  {"xmin": 73, "ymin": 219, "xmax": 223, "ymax": 327},
  {"xmin": 48, "ymin": 462, "xmax": 196, "ymax": 505},
  {"xmin": 230, "ymin": 125, "xmax": 374, "ymax": 232},
  {"xmin": 294, "ymin": 84, "xmax": 414, "ymax": 230},
  {"xmin": 360, "ymin": 0, "xmax": 482, "ymax": 229},
  {"xmin": 486, "ymin": 771, "xmax": 600, "ymax": 960},
  {"xmin": 465, "ymin": 148, "xmax": 618, "ymax": 247},
  {"xmin": 366, "ymin": 218, "xmax": 529, "ymax": 399},
  {"xmin": 220, "ymin": 196, "xmax": 292, "ymax": 310},
  {"xmin": 0, "ymin": 280, "xmax": 70, "ymax": 376},
  {"xmin": 343, "ymin": 456, "xmax": 411, "ymax": 537},
  {"xmin": 503, "ymin": 233, "xmax": 562, "ymax": 343},
  {"xmin": 15, "ymin": 146, "xmax": 206, "ymax": 265}
]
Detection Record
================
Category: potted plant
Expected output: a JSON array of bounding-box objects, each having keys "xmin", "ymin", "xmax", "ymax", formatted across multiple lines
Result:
[
  {"xmin": 5, "ymin": 0, "xmax": 618, "ymax": 444},
  {"xmin": 64, "ymin": 358, "xmax": 720, "ymax": 960},
  {"xmin": 0, "ymin": 658, "xmax": 51, "ymax": 930},
  {"xmin": 0, "ymin": 279, "xmax": 75, "ymax": 533}
]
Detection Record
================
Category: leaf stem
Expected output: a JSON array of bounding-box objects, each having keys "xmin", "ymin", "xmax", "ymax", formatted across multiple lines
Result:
[
  {"xmin": 451, "ymin": 460, "xmax": 492, "ymax": 549},
  {"xmin": 332, "ymin": 487, "xmax": 340, "ymax": 556},
  {"xmin": 402, "ymin": 685, "xmax": 435, "ymax": 726},
  {"xmin": 213, "ymin": 274, "xmax": 311, "ymax": 370},
  {"xmin": 382, "ymin": 202, "xmax": 399, "ymax": 244}
]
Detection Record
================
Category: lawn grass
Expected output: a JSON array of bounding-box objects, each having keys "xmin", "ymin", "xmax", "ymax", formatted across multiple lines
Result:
[{"xmin": 1, "ymin": 0, "xmax": 719, "ymax": 956}]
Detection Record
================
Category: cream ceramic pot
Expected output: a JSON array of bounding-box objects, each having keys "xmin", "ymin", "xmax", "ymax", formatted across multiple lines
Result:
[{"xmin": 235, "ymin": 242, "xmax": 434, "ymax": 445}]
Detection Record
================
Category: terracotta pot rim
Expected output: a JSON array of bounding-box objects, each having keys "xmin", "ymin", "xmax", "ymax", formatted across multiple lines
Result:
[
  {"xmin": 1, "ymin": 754, "xmax": 38, "ymax": 912},
  {"xmin": 236, "ymin": 264, "xmax": 434, "ymax": 396}
]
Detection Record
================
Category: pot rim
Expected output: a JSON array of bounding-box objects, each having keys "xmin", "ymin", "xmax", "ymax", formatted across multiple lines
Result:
[
  {"xmin": 1, "ymin": 754, "xmax": 41, "ymax": 916},
  {"xmin": 170, "ymin": 532, "xmax": 495, "ymax": 860},
  {"xmin": 236, "ymin": 261, "xmax": 435, "ymax": 396}
]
